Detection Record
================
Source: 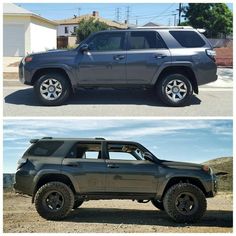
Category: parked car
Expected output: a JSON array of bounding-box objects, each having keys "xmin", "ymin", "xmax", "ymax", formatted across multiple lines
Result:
[
  {"xmin": 14, "ymin": 137, "xmax": 217, "ymax": 222},
  {"xmin": 19, "ymin": 26, "xmax": 217, "ymax": 107}
]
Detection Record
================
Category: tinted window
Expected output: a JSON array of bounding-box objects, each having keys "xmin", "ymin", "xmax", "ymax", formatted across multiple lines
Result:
[
  {"xmin": 29, "ymin": 141, "xmax": 63, "ymax": 156},
  {"xmin": 170, "ymin": 31, "xmax": 205, "ymax": 48},
  {"xmin": 67, "ymin": 143, "xmax": 102, "ymax": 159},
  {"xmin": 129, "ymin": 31, "xmax": 166, "ymax": 50},
  {"xmin": 88, "ymin": 32, "xmax": 125, "ymax": 51}
]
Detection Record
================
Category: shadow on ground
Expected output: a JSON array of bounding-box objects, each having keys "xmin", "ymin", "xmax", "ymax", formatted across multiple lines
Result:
[
  {"xmin": 4, "ymin": 88, "xmax": 201, "ymax": 107},
  {"xmin": 66, "ymin": 207, "xmax": 232, "ymax": 228}
]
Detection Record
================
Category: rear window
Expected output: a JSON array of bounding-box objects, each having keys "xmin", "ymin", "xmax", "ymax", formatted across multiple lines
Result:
[
  {"xmin": 169, "ymin": 30, "xmax": 205, "ymax": 48},
  {"xmin": 28, "ymin": 141, "xmax": 63, "ymax": 156}
]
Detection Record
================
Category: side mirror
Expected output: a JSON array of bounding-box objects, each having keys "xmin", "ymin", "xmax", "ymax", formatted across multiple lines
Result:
[
  {"xmin": 144, "ymin": 152, "xmax": 154, "ymax": 162},
  {"xmin": 80, "ymin": 44, "xmax": 89, "ymax": 53}
]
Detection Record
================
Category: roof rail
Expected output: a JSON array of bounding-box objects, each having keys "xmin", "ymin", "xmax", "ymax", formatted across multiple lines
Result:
[
  {"xmin": 95, "ymin": 137, "xmax": 106, "ymax": 140},
  {"xmin": 135, "ymin": 26, "xmax": 193, "ymax": 29},
  {"xmin": 42, "ymin": 137, "xmax": 53, "ymax": 139}
]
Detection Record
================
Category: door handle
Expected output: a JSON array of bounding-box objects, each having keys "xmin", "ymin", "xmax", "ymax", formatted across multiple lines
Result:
[
  {"xmin": 113, "ymin": 55, "xmax": 125, "ymax": 61},
  {"xmin": 65, "ymin": 163, "xmax": 80, "ymax": 167},
  {"xmin": 107, "ymin": 164, "xmax": 119, "ymax": 168},
  {"xmin": 153, "ymin": 54, "xmax": 167, "ymax": 59}
]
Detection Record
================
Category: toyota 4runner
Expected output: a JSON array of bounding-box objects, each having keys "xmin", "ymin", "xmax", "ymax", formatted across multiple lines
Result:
[
  {"xmin": 19, "ymin": 26, "xmax": 217, "ymax": 106},
  {"xmin": 14, "ymin": 137, "xmax": 217, "ymax": 223}
]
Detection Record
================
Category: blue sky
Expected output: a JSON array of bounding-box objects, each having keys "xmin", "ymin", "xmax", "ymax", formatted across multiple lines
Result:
[
  {"xmin": 16, "ymin": 3, "xmax": 233, "ymax": 26},
  {"xmin": 3, "ymin": 119, "xmax": 232, "ymax": 173}
]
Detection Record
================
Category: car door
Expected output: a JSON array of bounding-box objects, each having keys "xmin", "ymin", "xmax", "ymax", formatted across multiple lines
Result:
[
  {"xmin": 61, "ymin": 141, "xmax": 107, "ymax": 193},
  {"xmin": 77, "ymin": 31, "xmax": 127, "ymax": 85},
  {"xmin": 126, "ymin": 31, "xmax": 171, "ymax": 84},
  {"xmin": 105, "ymin": 142, "xmax": 158, "ymax": 194}
]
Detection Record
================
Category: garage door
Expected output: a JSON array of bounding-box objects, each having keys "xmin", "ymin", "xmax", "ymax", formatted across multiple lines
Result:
[{"xmin": 3, "ymin": 24, "xmax": 25, "ymax": 56}]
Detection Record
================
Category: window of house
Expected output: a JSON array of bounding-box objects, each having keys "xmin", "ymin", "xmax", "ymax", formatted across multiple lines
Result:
[
  {"xmin": 65, "ymin": 26, "xmax": 68, "ymax": 34},
  {"xmin": 74, "ymin": 26, "xmax": 77, "ymax": 33}
]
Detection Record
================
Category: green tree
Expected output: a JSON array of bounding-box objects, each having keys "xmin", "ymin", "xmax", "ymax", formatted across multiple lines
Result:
[
  {"xmin": 181, "ymin": 3, "xmax": 232, "ymax": 38},
  {"xmin": 76, "ymin": 18, "xmax": 111, "ymax": 42}
]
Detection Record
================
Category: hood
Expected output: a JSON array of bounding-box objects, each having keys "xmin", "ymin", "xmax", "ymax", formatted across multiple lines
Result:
[
  {"xmin": 26, "ymin": 49, "xmax": 77, "ymax": 58},
  {"xmin": 160, "ymin": 160, "xmax": 203, "ymax": 170}
]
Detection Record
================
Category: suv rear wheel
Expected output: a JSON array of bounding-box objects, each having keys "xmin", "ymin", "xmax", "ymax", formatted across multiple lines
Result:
[
  {"xmin": 34, "ymin": 73, "xmax": 71, "ymax": 106},
  {"xmin": 163, "ymin": 183, "xmax": 206, "ymax": 223},
  {"xmin": 157, "ymin": 73, "xmax": 193, "ymax": 107},
  {"xmin": 35, "ymin": 182, "xmax": 74, "ymax": 220}
]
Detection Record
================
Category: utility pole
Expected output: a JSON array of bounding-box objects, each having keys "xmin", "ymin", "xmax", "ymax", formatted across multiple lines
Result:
[
  {"xmin": 178, "ymin": 3, "xmax": 182, "ymax": 25},
  {"xmin": 172, "ymin": 13, "xmax": 177, "ymax": 26},
  {"xmin": 168, "ymin": 18, "xmax": 171, "ymax": 26},
  {"xmin": 126, "ymin": 6, "xmax": 130, "ymax": 24},
  {"xmin": 115, "ymin": 8, "xmax": 120, "ymax": 22},
  {"xmin": 77, "ymin": 8, "xmax": 81, "ymax": 17},
  {"xmin": 135, "ymin": 17, "xmax": 138, "ymax": 26}
]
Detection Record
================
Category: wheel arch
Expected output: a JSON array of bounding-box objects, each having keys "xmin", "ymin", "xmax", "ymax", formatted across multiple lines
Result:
[
  {"xmin": 160, "ymin": 177, "xmax": 207, "ymax": 200},
  {"xmin": 31, "ymin": 67, "xmax": 73, "ymax": 91},
  {"xmin": 32, "ymin": 173, "xmax": 76, "ymax": 203},
  {"xmin": 155, "ymin": 65, "xmax": 198, "ymax": 94}
]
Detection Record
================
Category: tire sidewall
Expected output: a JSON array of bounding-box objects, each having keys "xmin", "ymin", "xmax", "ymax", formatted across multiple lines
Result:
[
  {"xmin": 35, "ymin": 182, "xmax": 74, "ymax": 220},
  {"xmin": 163, "ymin": 183, "xmax": 206, "ymax": 223},
  {"xmin": 158, "ymin": 74, "xmax": 193, "ymax": 107},
  {"xmin": 34, "ymin": 73, "xmax": 71, "ymax": 106}
]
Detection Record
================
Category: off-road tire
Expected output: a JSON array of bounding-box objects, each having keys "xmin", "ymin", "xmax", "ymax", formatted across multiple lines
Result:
[
  {"xmin": 156, "ymin": 73, "xmax": 193, "ymax": 107},
  {"xmin": 34, "ymin": 73, "xmax": 71, "ymax": 106},
  {"xmin": 151, "ymin": 199, "xmax": 164, "ymax": 211},
  {"xmin": 163, "ymin": 183, "xmax": 206, "ymax": 223},
  {"xmin": 35, "ymin": 182, "xmax": 74, "ymax": 220},
  {"xmin": 73, "ymin": 199, "xmax": 84, "ymax": 209}
]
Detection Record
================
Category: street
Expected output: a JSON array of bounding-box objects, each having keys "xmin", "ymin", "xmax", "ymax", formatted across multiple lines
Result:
[{"xmin": 3, "ymin": 86, "xmax": 232, "ymax": 117}]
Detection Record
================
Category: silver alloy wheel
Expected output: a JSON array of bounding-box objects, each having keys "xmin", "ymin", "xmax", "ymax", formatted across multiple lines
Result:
[
  {"xmin": 40, "ymin": 78, "xmax": 62, "ymax": 100},
  {"xmin": 165, "ymin": 79, "xmax": 188, "ymax": 102}
]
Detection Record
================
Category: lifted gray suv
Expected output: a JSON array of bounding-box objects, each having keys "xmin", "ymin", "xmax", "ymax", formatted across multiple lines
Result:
[
  {"xmin": 19, "ymin": 26, "xmax": 217, "ymax": 106},
  {"xmin": 14, "ymin": 137, "xmax": 217, "ymax": 223}
]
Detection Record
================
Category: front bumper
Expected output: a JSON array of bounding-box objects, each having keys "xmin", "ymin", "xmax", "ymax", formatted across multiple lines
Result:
[{"xmin": 19, "ymin": 60, "xmax": 33, "ymax": 85}]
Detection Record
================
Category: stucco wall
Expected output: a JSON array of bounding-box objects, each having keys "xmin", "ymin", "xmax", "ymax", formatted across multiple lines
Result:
[
  {"xmin": 3, "ymin": 15, "xmax": 31, "ymax": 55},
  {"xmin": 30, "ymin": 17, "xmax": 57, "ymax": 53}
]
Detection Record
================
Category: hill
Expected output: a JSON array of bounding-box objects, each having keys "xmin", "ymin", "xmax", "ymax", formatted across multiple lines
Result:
[{"xmin": 203, "ymin": 157, "xmax": 233, "ymax": 192}]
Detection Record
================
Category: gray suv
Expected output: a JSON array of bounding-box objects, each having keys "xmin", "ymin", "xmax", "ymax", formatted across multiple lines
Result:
[
  {"xmin": 14, "ymin": 137, "xmax": 217, "ymax": 223},
  {"xmin": 19, "ymin": 26, "xmax": 217, "ymax": 106}
]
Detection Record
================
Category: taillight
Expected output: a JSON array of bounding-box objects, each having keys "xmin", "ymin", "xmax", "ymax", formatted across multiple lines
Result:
[
  {"xmin": 206, "ymin": 49, "xmax": 216, "ymax": 61},
  {"xmin": 17, "ymin": 158, "xmax": 27, "ymax": 169}
]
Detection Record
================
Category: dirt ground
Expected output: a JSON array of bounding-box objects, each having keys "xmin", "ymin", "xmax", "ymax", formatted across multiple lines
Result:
[{"xmin": 3, "ymin": 191, "xmax": 233, "ymax": 233}]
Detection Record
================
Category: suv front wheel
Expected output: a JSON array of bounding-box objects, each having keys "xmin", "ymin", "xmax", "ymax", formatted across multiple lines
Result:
[
  {"xmin": 34, "ymin": 73, "xmax": 71, "ymax": 106},
  {"xmin": 157, "ymin": 73, "xmax": 193, "ymax": 107},
  {"xmin": 35, "ymin": 182, "xmax": 74, "ymax": 220},
  {"xmin": 163, "ymin": 183, "xmax": 207, "ymax": 223}
]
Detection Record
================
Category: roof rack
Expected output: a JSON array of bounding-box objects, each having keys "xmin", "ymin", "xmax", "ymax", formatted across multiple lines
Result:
[
  {"xmin": 95, "ymin": 137, "xmax": 106, "ymax": 140},
  {"xmin": 42, "ymin": 137, "xmax": 53, "ymax": 139},
  {"xmin": 134, "ymin": 26, "xmax": 193, "ymax": 29}
]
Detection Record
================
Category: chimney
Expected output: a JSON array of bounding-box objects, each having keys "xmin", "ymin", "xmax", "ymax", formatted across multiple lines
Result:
[{"xmin": 92, "ymin": 11, "xmax": 99, "ymax": 17}]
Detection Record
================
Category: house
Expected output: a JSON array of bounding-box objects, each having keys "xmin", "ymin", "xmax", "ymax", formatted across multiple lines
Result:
[
  {"xmin": 3, "ymin": 3, "xmax": 58, "ymax": 57},
  {"xmin": 143, "ymin": 22, "xmax": 162, "ymax": 27},
  {"xmin": 56, "ymin": 11, "xmax": 127, "ymax": 37}
]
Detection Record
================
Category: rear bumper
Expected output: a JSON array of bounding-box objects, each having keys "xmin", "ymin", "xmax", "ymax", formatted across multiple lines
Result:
[{"xmin": 14, "ymin": 169, "xmax": 34, "ymax": 196}]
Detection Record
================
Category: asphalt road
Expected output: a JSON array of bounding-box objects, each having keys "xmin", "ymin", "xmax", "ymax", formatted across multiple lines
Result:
[{"xmin": 3, "ymin": 86, "xmax": 232, "ymax": 117}]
